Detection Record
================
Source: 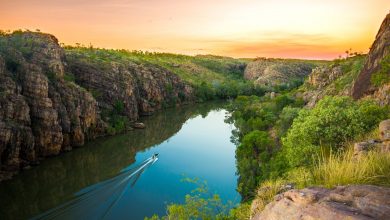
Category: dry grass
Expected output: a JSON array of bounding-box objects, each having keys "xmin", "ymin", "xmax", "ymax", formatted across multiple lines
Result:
[
  {"xmin": 251, "ymin": 179, "xmax": 286, "ymax": 215},
  {"xmin": 311, "ymin": 147, "xmax": 390, "ymax": 188}
]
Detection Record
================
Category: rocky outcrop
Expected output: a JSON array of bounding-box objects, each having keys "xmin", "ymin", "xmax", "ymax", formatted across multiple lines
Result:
[
  {"xmin": 68, "ymin": 59, "xmax": 193, "ymax": 118},
  {"xmin": 353, "ymin": 119, "xmax": 390, "ymax": 157},
  {"xmin": 352, "ymin": 13, "xmax": 390, "ymax": 102},
  {"xmin": 307, "ymin": 65, "xmax": 343, "ymax": 89},
  {"xmin": 0, "ymin": 32, "xmax": 193, "ymax": 181},
  {"xmin": 301, "ymin": 65, "xmax": 345, "ymax": 108},
  {"xmin": 298, "ymin": 56, "xmax": 365, "ymax": 108},
  {"xmin": 252, "ymin": 185, "xmax": 390, "ymax": 220},
  {"xmin": 244, "ymin": 58, "xmax": 315, "ymax": 86}
]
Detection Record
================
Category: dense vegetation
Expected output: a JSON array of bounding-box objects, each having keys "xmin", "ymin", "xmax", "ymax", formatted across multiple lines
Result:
[{"xmin": 225, "ymin": 93, "xmax": 305, "ymax": 200}]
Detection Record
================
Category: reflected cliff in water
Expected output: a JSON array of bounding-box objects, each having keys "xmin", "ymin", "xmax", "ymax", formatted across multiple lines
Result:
[{"xmin": 0, "ymin": 101, "xmax": 231, "ymax": 220}]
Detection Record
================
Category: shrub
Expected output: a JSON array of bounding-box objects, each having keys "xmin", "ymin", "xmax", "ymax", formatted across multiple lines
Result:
[
  {"xmin": 63, "ymin": 73, "xmax": 75, "ymax": 82},
  {"xmin": 275, "ymin": 107, "xmax": 300, "ymax": 137},
  {"xmin": 228, "ymin": 203, "xmax": 251, "ymax": 220},
  {"xmin": 282, "ymin": 96, "xmax": 388, "ymax": 167}
]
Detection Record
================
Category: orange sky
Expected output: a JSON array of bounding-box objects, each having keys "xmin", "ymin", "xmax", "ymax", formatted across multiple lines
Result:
[{"xmin": 1, "ymin": 0, "xmax": 389, "ymax": 59}]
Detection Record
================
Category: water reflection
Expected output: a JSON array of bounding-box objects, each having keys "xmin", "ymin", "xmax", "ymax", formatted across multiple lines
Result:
[{"xmin": 0, "ymin": 101, "xmax": 234, "ymax": 220}]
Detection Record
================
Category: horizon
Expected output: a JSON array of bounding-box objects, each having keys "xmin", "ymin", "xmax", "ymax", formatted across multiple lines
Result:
[{"xmin": 1, "ymin": 0, "xmax": 389, "ymax": 60}]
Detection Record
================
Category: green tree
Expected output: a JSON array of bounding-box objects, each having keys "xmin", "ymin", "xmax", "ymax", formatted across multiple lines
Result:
[{"xmin": 236, "ymin": 130, "xmax": 273, "ymax": 200}]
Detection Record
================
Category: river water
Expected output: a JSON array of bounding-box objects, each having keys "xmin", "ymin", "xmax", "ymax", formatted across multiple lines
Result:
[{"xmin": 0, "ymin": 102, "xmax": 240, "ymax": 220}]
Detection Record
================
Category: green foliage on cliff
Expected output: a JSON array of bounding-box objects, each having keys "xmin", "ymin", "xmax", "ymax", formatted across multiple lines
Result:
[
  {"xmin": 332, "ymin": 55, "xmax": 366, "ymax": 93},
  {"xmin": 64, "ymin": 47, "xmax": 266, "ymax": 102},
  {"xmin": 104, "ymin": 100, "xmax": 130, "ymax": 135},
  {"xmin": 371, "ymin": 51, "xmax": 390, "ymax": 86}
]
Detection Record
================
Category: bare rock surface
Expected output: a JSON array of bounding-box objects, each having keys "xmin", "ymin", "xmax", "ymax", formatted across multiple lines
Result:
[
  {"xmin": 352, "ymin": 12, "xmax": 390, "ymax": 102},
  {"xmin": 252, "ymin": 185, "xmax": 390, "ymax": 220}
]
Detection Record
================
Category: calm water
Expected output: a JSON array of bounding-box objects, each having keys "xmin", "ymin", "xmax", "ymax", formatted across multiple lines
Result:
[{"xmin": 0, "ymin": 102, "xmax": 240, "ymax": 220}]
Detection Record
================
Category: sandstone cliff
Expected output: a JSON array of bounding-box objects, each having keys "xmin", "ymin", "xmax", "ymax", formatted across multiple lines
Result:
[
  {"xmin": 299, "ymin": 55, "xmax": 365, "ymax": 108},
  {"xmin": 0, "ymin": 32, "xmax": 193, "ymax": 180},
  {"xmin": 352, "ymin": 12, "xmax": 390, "ymax": 105}
]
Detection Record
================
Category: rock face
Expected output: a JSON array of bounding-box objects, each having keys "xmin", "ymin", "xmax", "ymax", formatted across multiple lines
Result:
[
  {"xmin": 301, "ymin": 65, "xmax": 345, "ymax": 108},
  {"xmin": 352, "ymin": 12, "xmax": 390, "ymax": 102},
  {"xmin": 307, "ymin": 66, "xmax": 344, "ymax": 89},
  {"xmin": 299, "ymin": 56, "xmax": 365, "ymax": 108},
  {"xmin": 252, "ymin": 185, "xmax": 390, "ymax": 220},
  {"xmin": 0, "ymin": 32, "xmax": 193, "ymax": 180},
  {"xmin": 352, "ymin": 119, "xmax": 390, "ymax": 157},
  {"xmin": 68, "ymin": 60, "xmax": 193, "ymax": 118},
  {"xmin": 244, "ymin": 58, "xmax": 315, "ymax": 86}
]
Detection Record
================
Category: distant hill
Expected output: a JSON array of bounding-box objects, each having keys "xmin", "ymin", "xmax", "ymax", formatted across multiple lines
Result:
[{"xmin": 244, "ymin": 58, "xmax": 327, "ymax": 87}]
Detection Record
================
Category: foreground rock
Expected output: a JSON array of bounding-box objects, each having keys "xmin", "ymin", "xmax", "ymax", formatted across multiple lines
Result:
[{"xmin": 252, "ymin": 185, "xmax": 390, "ymax": 220}]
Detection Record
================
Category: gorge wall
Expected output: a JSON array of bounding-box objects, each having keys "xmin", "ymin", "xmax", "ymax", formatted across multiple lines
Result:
[
  {"xmin": 352, "ymin": 12, "xmax": 390, "ymax": 105},
  {"xmin": 0, "ymin": 32, "xmax": 193, "ymax": 180}
]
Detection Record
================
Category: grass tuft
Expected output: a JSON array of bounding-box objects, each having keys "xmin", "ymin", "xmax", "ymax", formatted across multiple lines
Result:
[{"xmin": 311, "ymin": 148, "xmax": 390, "ymax": 188}]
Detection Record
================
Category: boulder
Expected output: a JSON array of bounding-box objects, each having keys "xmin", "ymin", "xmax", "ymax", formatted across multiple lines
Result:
[
  {"xmin": 379, "ymin": 119, "xmax": 390, "ymax": 153},
  {"xmin": 379, "ymin": 119, "xmax": 390, "ymax": 141},
  {"xmin": 353, "ymin": 140, "xmax": 381, "ymax": 157},
  {"xmin": 252, "ymin": 185, "xmax": 390, "ymax": 220},
  {"xmin": 133, "ymin": 122, "xmax": 146, "ymax": 129}
]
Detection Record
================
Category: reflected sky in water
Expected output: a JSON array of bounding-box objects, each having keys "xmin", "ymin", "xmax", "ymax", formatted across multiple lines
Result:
[{"xmin": 0, "ymin": 103, "xmax": 239, "ymax": 220}]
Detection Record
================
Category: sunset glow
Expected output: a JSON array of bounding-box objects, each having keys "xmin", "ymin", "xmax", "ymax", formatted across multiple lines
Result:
[{"xmin": 1, "ymin": 0, "xmax": 389, "ymax": 59}]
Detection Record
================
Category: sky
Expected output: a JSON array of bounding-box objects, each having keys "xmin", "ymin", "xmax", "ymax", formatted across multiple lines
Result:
[{"xmin": 0, "ymin": 0, "xmax": 389, "ymax": 59}]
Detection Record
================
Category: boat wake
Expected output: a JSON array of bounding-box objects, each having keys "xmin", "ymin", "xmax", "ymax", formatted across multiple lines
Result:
[{"xmin": 33, "ymin": 154, "xmax": 159, "ymax": 220}]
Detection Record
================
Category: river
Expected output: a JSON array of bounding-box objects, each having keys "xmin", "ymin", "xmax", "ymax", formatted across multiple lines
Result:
[{"xmin": 0, "ymin": 102, "xmax": 240, "ymax": 220}]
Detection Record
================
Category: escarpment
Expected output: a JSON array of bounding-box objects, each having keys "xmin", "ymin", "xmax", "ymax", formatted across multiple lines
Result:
[
  {"xmin": 352, "ymin": 12, "xmax": 390, "ymax": 104},
  {"xmin": 0, "ymin": 32, "xmax": 193, "ymax": 180},
  {"xmin": 67, "ymin": 59, "xmax": 193, "ymax": 118}
]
